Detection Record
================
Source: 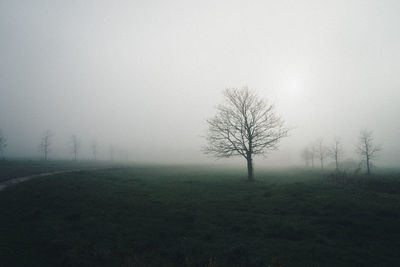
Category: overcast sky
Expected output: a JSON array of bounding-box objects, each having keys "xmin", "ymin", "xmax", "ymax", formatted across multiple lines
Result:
[{"xmin": 1, "ymin": 0, "xmax": 399, "ymax": 166}]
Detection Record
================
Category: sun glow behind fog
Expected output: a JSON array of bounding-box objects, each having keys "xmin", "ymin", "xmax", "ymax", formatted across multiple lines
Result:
[
  {"xmin": 275, "ymin": 67, "xmax": 309, "ymax": 108},
  {"xmin": 285, "ymin": 77, "xmax": 303, "ymax": 98}
]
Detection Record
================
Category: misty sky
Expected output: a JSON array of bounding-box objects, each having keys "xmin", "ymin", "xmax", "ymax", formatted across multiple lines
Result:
[{"xmin": 1, "ymin": 0, "xmax": 399, "ymax": 166}]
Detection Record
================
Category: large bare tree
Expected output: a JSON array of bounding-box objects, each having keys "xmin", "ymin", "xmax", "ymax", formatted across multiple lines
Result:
[
  {"xmin": 40, "ymin": 130, "xmax": 52, "ymax": 161},
  {"xmin": 70, "ymin": 135, "xmax": 81, "ymax": 161},
  {"xmin": 356, "ymin": 130, "xmax": 381, "ymax": 175},
  {"xmin": 204, "ymin": 87, "xmax": 289, "ymax": 181},
  {"xmin": 0, "ymin": 129, "xmax": 7, "ymax": 160}
]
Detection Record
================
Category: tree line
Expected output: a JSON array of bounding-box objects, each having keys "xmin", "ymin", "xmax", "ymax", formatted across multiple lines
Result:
[
  {"xmin": 1, "ymin": 87, "xmax": 384, "ymax": 178},
  {"xmin": 0, "ymin": 129, "xmax": 122, "ymax": 162},
  {"xmin": 301, "ymin": 130, "xmax": 381, "ymax": 175}
]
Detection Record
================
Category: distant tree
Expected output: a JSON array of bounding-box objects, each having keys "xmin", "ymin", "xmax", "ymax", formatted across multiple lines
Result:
[
  {"xmin": 204, "ymin": 87, "xmax": 289, "ymax": 181},
  {"xmin": 91, "ymin": 140, "xmax": 98, "ymax": 160},
  {"xmin": 0, "ymin": 129, "xmax": 7, "ymax": 160},
  {"xmin": 70, "ymin": 135, "xmax": 81, "ymax": 161},
  {"xmin": 356, "ymin": 130, "xmax": 381, "ymax": 175},
  {"xmin": 40, "ymin": 130, "xmax": 52, "ymax": 161},
  {"xmin": 108, "ymin": 145, "xmax": 115, "ymax": 161},
  {"xmin": 308, "ymin": 144, "xmax": 316, "ymax": 168},
  {"xmin": 316, "ymin": 138, "xmax": 328, "ymax": 170},
  {"xmin": 118, "ymin": 150, "xmax": 130, "ymax": 162},
  {"xmin": 301, "ymin": 147, "xmax": 313, "ymax": 167},
  {"xmin": 328, "ymin": 137, "xmax": 343, "ymax": 171}
]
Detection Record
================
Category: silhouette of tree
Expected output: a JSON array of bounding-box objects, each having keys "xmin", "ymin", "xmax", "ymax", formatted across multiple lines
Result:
[
  {"xmin": 40, "ymin": 130, "xmax": 52, "ymax": 161},
  {"xmin": 91, "ymin": 140, "xmax": 98, "ymax": 160},
  {"xmin": 315, "ymin": 138, "xmax": 328, "ymax": 170},
  {"xmin": 70, "ymin": 135, "xmax": 81, "ymax": 161},
  {"xmin": 356, "ymin": 130, "xmax": 381, "ymax": 175},
  {"xmin": 328, "ymin": 137, "xmax": 343, "ymax": 171},
  {"xmin": 204, "ymin": 87, "xmax": 289, "ymax": 181},
  {"xmin": 0, "ymin": 129, "xmax": 7, "ymax": 160},
  {"xmin": 301, "ymin": 147, "xmax": 313, "ymax": 167},
  {"xmin": 108, "ymin": 145, "xmax": 115, "ymax": 161}
]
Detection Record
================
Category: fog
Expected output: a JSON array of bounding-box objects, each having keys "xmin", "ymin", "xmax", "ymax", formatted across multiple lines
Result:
[{"xmin": 1, "ymin": 0, "xmax": 399, "ymax": 167}]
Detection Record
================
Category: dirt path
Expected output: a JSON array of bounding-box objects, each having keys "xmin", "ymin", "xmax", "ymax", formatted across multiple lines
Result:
[{"xmin": 0, "ymin": 169, "xmax": 96, "ymax": 191}]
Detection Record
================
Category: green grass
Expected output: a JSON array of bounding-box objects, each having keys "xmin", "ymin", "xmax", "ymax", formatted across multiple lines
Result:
[
  {"xmin": 0, "ymin": 159, "xmax": 118, "ymax": 182},
  {"xmin": 0, "ymin": 166, "xmax": 400, "ymax": 266}
]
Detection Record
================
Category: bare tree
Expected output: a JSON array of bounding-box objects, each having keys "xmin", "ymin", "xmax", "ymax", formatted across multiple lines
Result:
[
  {"xmin": 40, "ymin": 130, "xmax": 52, "ymax": 161},
  {"xmin": 108, "ymin": 145, "xmax": 115, "ymax": 161},
  {"xmin": 328, "ymin": 137, "xmax": 343, "ymax": 171},
  {"xmin": 309, "ymin": 144, "xmax": 316, "ymax": 168},
  {"xmin": 118, "ymin": 149, "xmax": 130, "ymax": 162},
  {"xmin": 91, "ymin": 140, "xmax": 98, "ymax": 160},
  {"xmin": 302, "ymin": 143, "xmax": 317, "ymax": 168},
  {"xmin": 316, "ymin": 138, "xmax": 328, "ymax": 170},
  {"xmin": 70, "ymin": 135, "xmax": 81, "ymax": 161},
  {"xmin": 356, "ymin": 130, "xmax": 381, "ymax": 175},
  {"xmin": 0, "ymin": 129, "xmax": 7, "ymax": 160},
  {"xmin": 301, "ymin": 147, "xmax": 313, "ymax": 167},
  {"xmin": 204, "ymin": 87, "xmax": 289, "ymax": 181}
]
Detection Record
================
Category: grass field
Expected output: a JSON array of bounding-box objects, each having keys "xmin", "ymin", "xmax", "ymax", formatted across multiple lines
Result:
[
  {"xmin": 0, "ymin": 160, "xmax": 117, "ymax": 182},
  {"xmin": 0, "ymin": 165, "xmax": 399, "ymax": 266}
]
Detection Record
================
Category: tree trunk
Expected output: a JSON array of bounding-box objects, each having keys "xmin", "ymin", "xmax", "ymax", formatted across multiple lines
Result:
[
  {"xmin": 366, "ymin": 156, "xmax": 370, "ymax": 175},
  {"xmin": 247, "ymin": 157, "xmax": 254, "ymax": 181},
  {"xmin": 335, "ymin": 154, "xmax": 338, "ymax": 171}
]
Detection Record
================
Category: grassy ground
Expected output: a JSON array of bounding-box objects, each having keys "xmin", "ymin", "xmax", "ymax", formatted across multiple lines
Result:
[
  {"xmin": 0, "ymin": 160, "xmax": 118, "ymax": 182},
  {"xmin": 0, "ymin": 165, "xmax": 399, "ymax": 266}
]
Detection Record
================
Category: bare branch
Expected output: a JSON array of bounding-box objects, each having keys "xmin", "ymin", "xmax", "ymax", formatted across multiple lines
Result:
[
  {"xmin": 203, "ymin": 87, "xmax": 289, "ymax": 180},
  {"xmin": 328, "ymin": 137, "xmax": 344, "ymax": 171},
  {"xmin": 40, "ymin": 130, "xmax": 52, "ymax": 161},
  {"xmin": 69, "ymin": 135, "xmax": 81, "ymax": 161},
  {"xmin": 315, "ymin": 138, "xmax": 328, "ymax": 170},
  {"xmin": 356, "ymin": 129, "xmax": 381, "ymax": 174}
]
